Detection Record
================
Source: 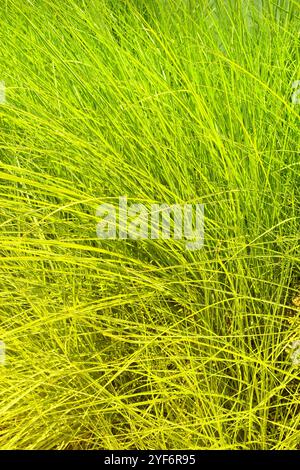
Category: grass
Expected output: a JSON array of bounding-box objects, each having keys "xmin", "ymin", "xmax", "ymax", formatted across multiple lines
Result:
[{"xmin": 0, "ymin": 0, "xmax": 300, "ymax": 450}]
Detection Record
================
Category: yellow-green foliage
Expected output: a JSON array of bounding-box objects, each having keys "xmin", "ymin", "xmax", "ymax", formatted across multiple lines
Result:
[{"xmin": 0, "ymin": 0, "xmax": 299, "ymax": 450}]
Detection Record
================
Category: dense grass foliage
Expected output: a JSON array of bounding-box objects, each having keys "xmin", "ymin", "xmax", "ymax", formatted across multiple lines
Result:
[{"xmin": 0, "ymin": 0, "xmax": 300, "ymax": 449}]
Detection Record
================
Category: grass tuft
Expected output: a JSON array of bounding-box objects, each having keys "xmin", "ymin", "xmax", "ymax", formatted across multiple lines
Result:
[{"xmin": 0, "ymin": 0, "xmax": 300, "ymax": 450}]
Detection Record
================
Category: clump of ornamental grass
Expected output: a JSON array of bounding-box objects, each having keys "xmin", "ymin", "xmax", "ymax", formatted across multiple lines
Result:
[{"xmin": 0, "ymin": 0, "xmax": 299, "ymax": 449}]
